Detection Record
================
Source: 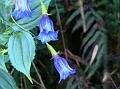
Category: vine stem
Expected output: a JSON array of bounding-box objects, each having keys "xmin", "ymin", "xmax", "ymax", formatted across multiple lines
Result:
[
  {"xmin": 78, "ymin": 0, "xmax": 87, "ymax": 33},
  {"xmin": 11, "ymin": 15, "xmax": 26, "ymax": 31},
  {"xmin": 54, "ymin": 0, "xmax": 68, "ymax": 59},
  {"xmin": 10, "ymin": 15, "xmax": 35, "ymax": 37},
  {"xmin": 32, "ymin": 62, "xmax": 46, "ymax": 89}
]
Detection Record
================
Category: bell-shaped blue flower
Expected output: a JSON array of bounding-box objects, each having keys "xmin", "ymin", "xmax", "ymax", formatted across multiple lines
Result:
[
  {"xmin": 36, "ymin": 14, "xmax": 58, "ymax": 44},
  {"xmin": 53, "ymin": 55, "xmax": 76, "ymax": 82},
  {"xmin": 13, "ymin": 0, "xmax": 32, "ymax": 19}
]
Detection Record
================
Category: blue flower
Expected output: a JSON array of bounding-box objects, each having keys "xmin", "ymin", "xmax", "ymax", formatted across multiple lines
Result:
[
  {"xmin": 53, "ymin": 55, "xmax": 76, "ymax": 82},
  {"xmin": 36, "ymin": 14, "xmax": 58, "ymax": 44},
  {"xmin": 13, "ymin": 0, "xmax": 32, "ymax": 19}
]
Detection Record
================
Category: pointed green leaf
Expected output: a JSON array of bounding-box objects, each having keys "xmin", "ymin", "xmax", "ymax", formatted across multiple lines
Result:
[
  {"xmin": 8, "ymin": 31, "xmax": 35, "ymax": 81},
  {"xmin": 0, "ymin": 33, "xmax": 10, "ymax": 45},
  {"xmin": 0, "ymin": 69, "xmax": 19, "ymax": 89},
  {"xmin": 66, "ymin": 9, "xmax": 80, "ymax": 25},
  {"xmin": 72, "ymin": 11, "xmax": 92, "ymax": 33},
  {"xmin": 0, "ymin": 52, "xmax": 8, "ymax": 72}
]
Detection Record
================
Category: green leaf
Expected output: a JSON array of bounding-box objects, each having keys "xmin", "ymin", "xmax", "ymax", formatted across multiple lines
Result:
[
  {"xmin": 0, "ymin": 33, "xmax": 10, "ymax": 46},
  {"xmin": 66, "ymin": 9, "xmax": 80, "ymax": 25},
  {"xmin": 83, "ymin": 31, "xmax": 101, "ymax": 55},
  {"xmin": 0, "ymin": 27, "xmax": 12, "ymax": 46},
  {"xmin": 0, "ymin": 2, "xmax": 11, "ymax": 23},
  {"xmin": 82, "ymin": 24, "xmax": 97, "ymax": 48},
  {"xmin": 86, "ymin": 16, "xmax": 95, "ymax": 30},
  {"xmin": 16, "ymin": 0, "xmax": 51, "ymax": 30},
  {"xmin": 11, "ymin": 24, "xmax": 23, "ymax": 32},
  {"xmin": 91, "ymin": 9, "xmax": 103, "ymax": 22},
  {"xmin": 0, "ymin": 0, "xmax": 12, "ymax": 7},
  {"xmin": 72, "ymin": 11, "xmax": 92, "ymax": 33},
  {"xmin": 8, "ymin": 31, "xmax": 35, "ymax": 82},
  {"xmin": 0, "ymin": 52, "xmax": 8, "ymax": 72},
  {"xmin": 0, "ymin": 69, "xmax": 19, "ymax": 89},
  {"xmin": 0, "ymin": 20, "xmax": 6, "ymax": 34},
  {"xmin": 86, "ymin": 45, "xmax": 104, "ymax": 79}
]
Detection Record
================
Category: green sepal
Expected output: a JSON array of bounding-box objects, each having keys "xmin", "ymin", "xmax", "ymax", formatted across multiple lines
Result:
[
  {"xmin": 39, "ymin": 0, "xmax": 47, "ymax": 14},
  {"xmin": 46, "ymin": 43, "xmax": 57, "ymax": 55}
]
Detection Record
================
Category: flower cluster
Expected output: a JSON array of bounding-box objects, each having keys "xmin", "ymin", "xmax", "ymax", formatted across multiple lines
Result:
[{"xmin": 12, "ymin": 0, "xmax": 76, "ymax": 82}]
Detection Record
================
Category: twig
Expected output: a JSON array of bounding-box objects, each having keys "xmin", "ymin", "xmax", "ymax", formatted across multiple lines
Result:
[
  {"xmin": 32, "ymin": 62, "xmax": 46, "ymax": 89},
  {"xmin": 10, "ymin": 68, "xmax": 15, "ymax": 74},
  {"xmin": 109, "ymin": 74, "xmax": 118, "ymax": 89},
  {"xmin": 78, "ymin": 0, "xmax": 87, "ymax": 33},
  {"xmin": 20, "ymin": 74, "xmax": 23, "ymax": 89},
  {"xmin": 54, "ymin": 0, "xmax": 68, "ymax": 59},
  {"xmin": 66, "ymin": 50, "xmax": 87, "ymax": 66},
  {"xmin": 118, "ymin": 86, "xmax": 120, "ymax": 89},
  {"xmin": 23, "ymin": 75, "xmax": 28, "ymax": 89},
  {"xmin": 32, "ymin": 78, "xmax": 45, "ymax": 88}
]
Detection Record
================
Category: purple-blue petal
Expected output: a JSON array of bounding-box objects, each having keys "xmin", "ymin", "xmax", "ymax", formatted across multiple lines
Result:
[
  {"xmin": 13, "ymin": 0, "xmax": 32, "ymax": 19},
  {"xmin": 53, "ymin": 55, "xmax": 76, "ymax": 82},
  {"xmin": 12, "ymin": 10, "xmax": 32, "ymax": 19},
  {"xmin": 37, "ymin": 14, "xmax": 59, "ymax": 44},
  {"xmin": 40, "ymin": 14, "xmax": 54, "ymax": 33},
  {"xmin": 36, "ymin": 31, "xmax": 58, "ymax": 44}
]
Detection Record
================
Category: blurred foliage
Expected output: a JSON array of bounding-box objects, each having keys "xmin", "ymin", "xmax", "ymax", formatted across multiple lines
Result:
[
  {"xmin": 47, "ymin": 0, "xmax": 120, "ymax": 89},
  {"xmin": 0, "ymin": 0, "xmax": 120, "ymax": 89}
]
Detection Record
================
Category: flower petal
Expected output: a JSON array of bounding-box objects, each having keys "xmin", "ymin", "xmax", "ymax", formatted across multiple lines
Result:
[
  {"xmin": 13, "ymin": 0, "xmax": 32, "ymax": 19},
  {"xmin": 37, "ymin": 14, "xmax": 58, "ymax": 44},
  {"xmin": 36, "ymin": 31, "xmax": 58, "ymax": 44},
  {"xmin": 53, "ymin": 55, "xmax": 76, "ymax": 82}
]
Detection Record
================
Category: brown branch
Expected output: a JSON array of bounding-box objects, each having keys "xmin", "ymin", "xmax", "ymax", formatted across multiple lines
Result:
[
  {"xmin": 23, "ymin": 75, "xmax": 28, "ymax": 89},
  {"xmin": 32, "ymin": 62, "xmax": 46, "ymax": 89},
  {"xmin": 78, "ymin": 0, "xmax": 87, "ymax": 33},
  {"xmin": 20, "ymin": 74, "xmax": 24, "ymax": 89},
  {"xmin": 54, "ymin": 0, "xmax": 68, "ymax": 59},
  {"xmin": 68, "ymin": 50, "xmax": 85, "ymax": 65},
  {"xmin": 62, "ymin": 49, "xmax": 87, "ymax": 66},
  {"xmin": 109, "ymin": 75, "xmax": 118, "ymax": 89},
  {"xmin": 32, "ymin": 78, "xmax": 46, "ymax": 89}
]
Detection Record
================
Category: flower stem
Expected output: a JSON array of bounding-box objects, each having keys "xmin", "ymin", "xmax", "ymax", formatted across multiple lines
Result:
[
  {"xmin": 10, "ymin": 15, "xmax": 35, "ymax": 37},
  {"xmin": 11, "ymin": 15, "xmax": 26, "ymax": 31}
]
